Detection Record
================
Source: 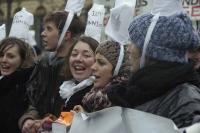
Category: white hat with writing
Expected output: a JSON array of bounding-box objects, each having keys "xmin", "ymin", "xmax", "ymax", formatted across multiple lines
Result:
[
  {"xmin": 84, "ymin": 3, "xmax": 105, "ymax": 43},
  {"xmin": 9, "ymin": 7, "xmax": 34, "ymax": 43}
]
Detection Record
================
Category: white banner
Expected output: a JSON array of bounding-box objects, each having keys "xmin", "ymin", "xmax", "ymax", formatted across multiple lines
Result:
[{"xmin": 68, "ymin": 107, "xmax": 179, "ymax": 133}]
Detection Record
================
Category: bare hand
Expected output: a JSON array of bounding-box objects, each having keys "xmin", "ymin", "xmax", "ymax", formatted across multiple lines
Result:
[{"xmin": 22, "ymin": 119, "xmax": 41, "ymax": 133}]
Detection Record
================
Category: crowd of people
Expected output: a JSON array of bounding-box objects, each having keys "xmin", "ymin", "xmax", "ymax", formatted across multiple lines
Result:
[{"xmin": 1, "ymin": 0, "xmax": 200, "ymax": 133}]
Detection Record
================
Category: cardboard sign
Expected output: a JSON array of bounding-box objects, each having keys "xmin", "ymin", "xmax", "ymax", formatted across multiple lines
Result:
[{"xmin": 183, "ymin": 0, "xmax": 200, "ymax": 20}]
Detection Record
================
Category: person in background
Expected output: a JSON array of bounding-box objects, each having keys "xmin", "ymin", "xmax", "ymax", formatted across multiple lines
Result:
[
  {"xmin": 20, "ymin": 11, "xmax": 85, "ymax": 133},
  {"xmin": 74, "ymin": 40, "xmax": 130, "ymax": 113},
  {"xmin": 107, "ymin": 13, "xmax": 200, "ymax": 128},
  {"xmin": 0, "ymin": 37, "xmax": 35, "ymax": 133},
  {"xmin": 59, "ymin": 35, "xmax": 98, "ymax": 111}
]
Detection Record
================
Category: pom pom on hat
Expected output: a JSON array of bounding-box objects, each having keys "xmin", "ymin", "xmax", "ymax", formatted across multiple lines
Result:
[{"xmin": 128, "ymin": 13, "xmax": 200, "ymax": 63}]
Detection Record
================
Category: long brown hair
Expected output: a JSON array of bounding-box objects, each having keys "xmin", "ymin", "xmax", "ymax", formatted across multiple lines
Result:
[
  {"xmin": 62, "ymin": 35, "xmax": 99, "ymax": 80},
  {"xmin": 0, "ymin": 37, "xmax": 35, "ymax": 69}
]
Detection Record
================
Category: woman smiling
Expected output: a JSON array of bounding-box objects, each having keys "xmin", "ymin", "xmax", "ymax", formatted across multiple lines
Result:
[
  {"xmin": 76, "ymin": 40, "xmax": 130, "ymax": 112},
  {"xmin": 0, "ymin": 37, "xmax": 35, "ymax": 133},
  {"xmin": 59, "ymin": 35, "xmax": 99, "ymax": 111}
]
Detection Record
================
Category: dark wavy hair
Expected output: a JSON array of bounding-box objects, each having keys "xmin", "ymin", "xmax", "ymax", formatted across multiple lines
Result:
[
  {"xmin": 43, "ymin": 11, "xmax": 85, "ymax": 37},
  {"xmin": 0, "ymin": 37, "xmax": 35, "ymax": 69}
]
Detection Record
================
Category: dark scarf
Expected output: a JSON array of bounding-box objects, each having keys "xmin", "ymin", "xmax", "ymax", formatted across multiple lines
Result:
[
  {"xmin": 82, "ymin": 76, "xmax": 128, "ymax": 112},
  {"xmin": 107, "ymin": 61, "xmax": 200, "ymax": 108}
]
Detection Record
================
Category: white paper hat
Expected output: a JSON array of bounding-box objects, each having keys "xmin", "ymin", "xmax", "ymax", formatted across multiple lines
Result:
[
  {"xmin": 104, "ymin": 0, "xmax": 136, "ymax": 76},
  {"xmin": 65, "ymin": 0, "xmax": 85, "ymax": 16},
  {"xmin": 0, "ymin": 24, "xmax": 6, "ymax": 42},
  {"xmin": 57, "ymin": 0, "xmax": 85, "ymax": 49},
  {"xmin": 84, "ymin": 4, "xmax": 105, "ymax": 43},
  {"xmin": 9, "ymin": 7, "xmax": 34, "ymax": 43},
  {"xmin": 105, "ymin": 0, "xmax": 136, "ymax": 45}
]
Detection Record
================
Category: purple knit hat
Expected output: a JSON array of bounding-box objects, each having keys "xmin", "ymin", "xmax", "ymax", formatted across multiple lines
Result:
[{"xmin": 128, "ymin": 13, "xmax": 200, "ymax": 63}]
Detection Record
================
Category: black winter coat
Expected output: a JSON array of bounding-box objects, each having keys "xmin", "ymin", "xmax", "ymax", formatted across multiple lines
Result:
[
  {"xmin": 107, "ymin": 62, "xmax": 200, "ymax": 128},
  {"xmin": 63, "ymin": 85, "xmax": 93, "ymax": 111},
  {"xmin": 27, "ymin": 53, "xmax": 65, "ymax": 117},
  {"xmin": 0, "ymin": 67, "xmax": 33, "ymax": 133},
  {"xmin": 135, "ymin": 83, "xmax": 200, "ymax": 128}
]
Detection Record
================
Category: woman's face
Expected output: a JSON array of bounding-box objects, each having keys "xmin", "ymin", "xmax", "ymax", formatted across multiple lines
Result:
[
  {"xmin": 91, "ymin": 53, "xmax": 113, "ymax": 89},
  {"xmin": 0, "ymin": 45, "xmax": 22, "ymax": 76},
  {"xmin": 127, "ymin": 43, "xmax": 141, "ymax": 73},
  {"xmin": 69, "ymin": 41, "xmax": 95, "ymax": 82}
]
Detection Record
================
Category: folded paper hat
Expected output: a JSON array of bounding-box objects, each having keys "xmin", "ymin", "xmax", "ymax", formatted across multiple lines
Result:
[
  {"xmin": 84, "ymin": 4, "xmax": 105, "ymax": 43},
  {"xmin": 65, "ymin": 0, "xmax": 85, "ymax": 16},
  {"xmin": 9, "ymin": 8, "xmax": 34, "ymax": 43},
  {"xmin": 128, "ymin": 11, "xmax": 200, "ymax": 63},
  {"xmin": 57, "ymin": 0, "xmax": 85, "ymax": 49},
  {"xmin": 105, "ymin": 0, "xmax": 136, "ymax": 45}
]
